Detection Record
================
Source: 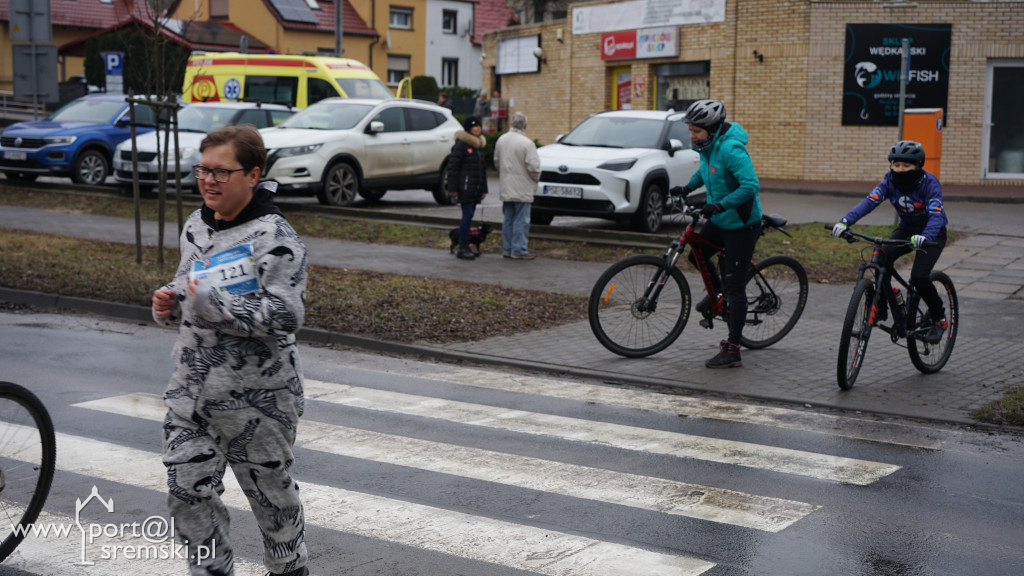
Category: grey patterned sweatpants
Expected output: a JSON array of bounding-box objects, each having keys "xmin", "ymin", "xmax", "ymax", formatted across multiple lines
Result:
[{"xmin": 162, "ymin": 386, "xmax": 307, "ymax": 576}]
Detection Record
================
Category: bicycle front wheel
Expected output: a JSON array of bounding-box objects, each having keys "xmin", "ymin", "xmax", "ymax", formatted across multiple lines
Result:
[
  {"xmin": 0, "ymin": 382, "xmax": 56, "ymax": 561},
  {"xmin": 738, "ymin": 255, "xmax": 809, "ymax": 349},
  {"xmin": 589, "ymin": 254, "xmax": 692, "ymax": 357},
  {"xmin": 908, "ymin": 271, "xmax": 958, "ymax": 374},
  {"xmin": 837, "ymin": 279, "xmax": 876, "ymax": 390}
]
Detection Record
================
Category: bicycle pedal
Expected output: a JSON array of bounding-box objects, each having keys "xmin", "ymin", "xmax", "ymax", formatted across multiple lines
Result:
[{"xmin": 699, "ymin": 318, "xmax": 713, "ymax": 329}]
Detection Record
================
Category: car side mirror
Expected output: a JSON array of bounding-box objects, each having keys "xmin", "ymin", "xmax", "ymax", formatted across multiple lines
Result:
[
  {"xmin": 367, "ymin": 121, "xmax": 384, "ymax": 134},
  {"xmin": 555, "ymin": 134, "xmax": 565, "ymax": 143},
  {"xmin": 666, "ymin": 138, "xmax": 684, "ymax": 157}
]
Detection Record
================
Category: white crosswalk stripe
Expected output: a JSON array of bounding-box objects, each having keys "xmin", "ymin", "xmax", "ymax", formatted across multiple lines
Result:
[
  {"xmin": 301, "ymin": 379, "xmax": 900, "ymax": 485},
  {"xmin": 76, "ymin": 393, "xmax": 819, "ymax": 532},
  {"xmin": 11, "ymin": 428, "xmax": 714, "ymax": 576},
  {"xmin": 9, "ymin": 365, "xmax": 909, "ymax": 575}
]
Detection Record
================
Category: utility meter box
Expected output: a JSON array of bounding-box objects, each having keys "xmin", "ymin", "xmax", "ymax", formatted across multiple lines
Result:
[{"xmin": 903, "ymin": 108, "xmax": 943, "ymax": 178}]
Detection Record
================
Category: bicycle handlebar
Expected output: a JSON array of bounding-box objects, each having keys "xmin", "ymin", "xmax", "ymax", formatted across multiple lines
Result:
[{"xmin": 823, "ymin": 225, "xmax": 937, "ymax": 248}]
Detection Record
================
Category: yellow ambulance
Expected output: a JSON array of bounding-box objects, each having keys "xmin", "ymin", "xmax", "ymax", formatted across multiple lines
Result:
[{"xmin": 182, "ymin": 53, "xmax": 392, "ymax": 108}]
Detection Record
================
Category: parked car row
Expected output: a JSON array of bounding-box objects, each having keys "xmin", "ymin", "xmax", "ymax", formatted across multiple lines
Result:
[
  {"xmin": 1, "ymin": 94, "xmax": 701, "ymax": 231},
  {"xmin": 0, "ymin": 93, "xmax": 464, "ymax": 207}
]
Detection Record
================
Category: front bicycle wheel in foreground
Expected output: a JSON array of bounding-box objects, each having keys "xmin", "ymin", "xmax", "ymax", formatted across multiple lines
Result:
[
  {"xmin": 837, "ymin": 279, "xmax": 876, "ymax": 390},
  {"xmin": 908, "ymin": 271, "xmax": 958, "ymax": 374},
  {"xmin": 739, "ymin": 255, "xmax": 809, "ymax": 349},
  {"xmin": 589, "ymin": 255, "xmax": 691, "ymax": 357},
  {"xmin": 0, "ymin": 382, "xmax": 56, "ymax": 561}
]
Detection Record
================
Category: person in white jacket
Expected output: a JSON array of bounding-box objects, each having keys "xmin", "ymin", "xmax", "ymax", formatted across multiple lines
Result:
[{"xmin": 494, "ymin": 112, "xmax": 541, "ymax": 259}]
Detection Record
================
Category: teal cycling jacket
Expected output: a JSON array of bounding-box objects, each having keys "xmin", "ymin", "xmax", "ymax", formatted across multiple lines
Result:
[{"xmin": 685, "ymin": 122, "xmax": 762, "ymax": 230}]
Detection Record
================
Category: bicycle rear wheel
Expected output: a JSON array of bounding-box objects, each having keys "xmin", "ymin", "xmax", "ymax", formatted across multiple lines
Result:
[
  {"xmin": 0, "ymin": 382, "xmax": 56, "ymax": 561},
  {"xmin": 908, "ymin": 271, "xmax": 958, "ymax": 374},
  {"xmin": 738, "ymin": 255, "xmax": 809, "ymax": 349},
  {"xmin": 837, "ymin": 279, "xmax": 876, "ymax": 390},
  {"xmin": 589, "ymin": 254, "xmax": 692, "ymax": 357}
]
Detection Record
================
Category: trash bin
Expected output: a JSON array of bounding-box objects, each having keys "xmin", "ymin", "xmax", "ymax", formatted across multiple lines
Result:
[{"xmin": 903, "ymin": 108, "xmax": 943, "ymax": 178}]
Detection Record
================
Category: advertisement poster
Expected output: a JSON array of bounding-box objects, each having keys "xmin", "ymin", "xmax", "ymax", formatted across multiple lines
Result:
[{"xmin": 842, "ymin": 23, "xmax": 951, "ymax": 126}]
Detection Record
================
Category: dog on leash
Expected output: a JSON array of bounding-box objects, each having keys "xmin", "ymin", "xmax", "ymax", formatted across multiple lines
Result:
[{"xmin": 448, "ymin": 222, "xmax": 494, "ymax": 254}]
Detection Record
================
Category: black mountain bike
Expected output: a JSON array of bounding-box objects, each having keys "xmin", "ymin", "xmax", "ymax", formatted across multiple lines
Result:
[
  {"xmin": 0, "ymin": 382, "xmax": 56, "ymax": 561},
  {"xmin": 829, "ymin": 227, "xmax": 959, "ymax": 390},
  {"xmin": 589, "ymin": 193, "xmax": 808, "ymax": 357}
]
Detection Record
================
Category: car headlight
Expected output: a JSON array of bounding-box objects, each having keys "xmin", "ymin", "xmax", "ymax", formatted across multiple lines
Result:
[
  {"xmin": 276, "ymin": 143, "xmax": 323, "ymax": 158},
  {"xmin": 168, "ymin": 146, "xmax": 196, "ymax": 160},
  {"xmin": 43, "ymin": 136, "xmax": 77, "ymax": 146},
  {"xmin": 596, "ymin": 158, "xmax": 638, "ymax": 171}
]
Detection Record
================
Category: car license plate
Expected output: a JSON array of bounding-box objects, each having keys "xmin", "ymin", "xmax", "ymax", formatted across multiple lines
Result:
[
  {"xmin": 543, "ymin": 185, "xmax": 583, "ymax": 199},
  {"xmin": 3, "ymin": 151, "xmax": 27, "ymax": 161}
]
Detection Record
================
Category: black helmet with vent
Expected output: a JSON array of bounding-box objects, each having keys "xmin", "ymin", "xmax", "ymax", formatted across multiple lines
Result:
[{"xmin": 888, "ymin": 140, "xmax": 926, "ymax": 167}]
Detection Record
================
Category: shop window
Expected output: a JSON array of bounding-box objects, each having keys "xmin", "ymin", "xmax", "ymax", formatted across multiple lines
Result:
[{"xmin": 985, "ymin": 61, "xmax": 1024, "ymax": 178}]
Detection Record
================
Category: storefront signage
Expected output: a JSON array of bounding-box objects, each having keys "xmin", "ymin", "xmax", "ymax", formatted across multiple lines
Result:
[
  {"xmin": 601, "ymin": 27, "xmax": 678, "ymax": 60},
  {"xmin": 574, "ymin": 0, "xmax": 724, "ymax": 35},
  {"xmin": 842, "ymin": 23, "xmax": 951, "ymax": 126}
]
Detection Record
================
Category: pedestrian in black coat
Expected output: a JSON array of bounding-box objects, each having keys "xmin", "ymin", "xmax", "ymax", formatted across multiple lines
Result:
[{"xmin": 447, "ymin": 116, "xmax": 488, "ymax": 260}]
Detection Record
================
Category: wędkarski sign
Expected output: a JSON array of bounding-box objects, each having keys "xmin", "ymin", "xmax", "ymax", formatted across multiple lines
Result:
[{"xmin": 842, "ymin": 23, "xmax": 951, "ymax": 126}]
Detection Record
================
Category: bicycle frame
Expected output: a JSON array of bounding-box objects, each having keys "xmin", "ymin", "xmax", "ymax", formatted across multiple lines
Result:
[{"xmin": 642, "ymin": 201, "xmax": 779, "ymax": 324}]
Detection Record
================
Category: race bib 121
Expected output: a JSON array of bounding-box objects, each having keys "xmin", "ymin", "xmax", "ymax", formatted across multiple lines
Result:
[{"xmin": 191, "ymin": 244, "xmax": 259, "ymax": 296}]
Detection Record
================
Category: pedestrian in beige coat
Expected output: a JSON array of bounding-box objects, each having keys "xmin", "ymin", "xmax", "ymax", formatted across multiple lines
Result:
[{"xmin": 494, "ymin": 112, "xmax": 541, "ymax": 259}]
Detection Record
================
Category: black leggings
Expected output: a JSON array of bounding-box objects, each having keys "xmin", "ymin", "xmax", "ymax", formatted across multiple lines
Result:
[
  {"xmin": 688, "ymin": 220, "xmax": 761, "ymax": 344},
  {"xmin": 871, "ymin": 227, "xmax": 948, "ymax": 320}
]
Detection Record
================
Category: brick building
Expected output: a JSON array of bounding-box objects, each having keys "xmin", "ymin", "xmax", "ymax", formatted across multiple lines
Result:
[{"xmin": 481, "ymin": 0, "xmax": 1024, "ymax": 188}]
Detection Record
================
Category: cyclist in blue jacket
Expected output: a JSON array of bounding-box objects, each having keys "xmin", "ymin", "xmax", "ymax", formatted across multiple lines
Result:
[
  {"xmin": 677, "ymin": 99, "xmax": 763, "ymax": 369},
  {"xmin": 831, "ymin": 140, "xmax": 949, "ymax": 343}
]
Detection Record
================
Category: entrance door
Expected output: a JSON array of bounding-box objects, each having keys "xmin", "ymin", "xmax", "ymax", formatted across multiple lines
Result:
[
  {"xmin": 612, "ymin": 67, "xmax": 632, "ymax": 110},
  {"xmin": 983, "ymin": 60, "xmax": 1024, "ymax": 179}
]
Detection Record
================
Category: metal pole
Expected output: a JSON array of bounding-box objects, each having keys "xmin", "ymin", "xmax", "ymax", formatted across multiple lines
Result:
[
  {"xmin": 335, "ymin": 0, "xmax": 344, "ymax": 56},
  {"xmin": 897, "ymin": 38, "xmax": 909, "ymax": 140}
]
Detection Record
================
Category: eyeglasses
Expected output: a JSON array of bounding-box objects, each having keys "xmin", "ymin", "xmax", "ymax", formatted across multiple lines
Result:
[{"xmin": 193, "ymin": 165, "xmax": 246, "ymax": 183}]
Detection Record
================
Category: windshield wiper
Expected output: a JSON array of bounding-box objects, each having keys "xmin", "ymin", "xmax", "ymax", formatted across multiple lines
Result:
[{"xmin": 572, "ymin": 143, "xmax": 623, "ymax": 149}]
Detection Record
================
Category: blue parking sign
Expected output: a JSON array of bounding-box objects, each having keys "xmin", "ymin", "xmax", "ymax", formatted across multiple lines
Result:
[{"xmin": 103, "ymin": 52, "xmax": 123, "ymax": 75}]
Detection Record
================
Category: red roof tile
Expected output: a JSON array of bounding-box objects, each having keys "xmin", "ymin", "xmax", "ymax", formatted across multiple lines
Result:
[
  {"xmin": 472, "ymin": 0, "xmax": 518, "ymax": 45},
  {"xmin": 260, "ymin": 0, "xmax": 377, "ymax": 37},
  {"xmin": 0, "ymin": 0, "xmax": 135, "ymax": 30}
]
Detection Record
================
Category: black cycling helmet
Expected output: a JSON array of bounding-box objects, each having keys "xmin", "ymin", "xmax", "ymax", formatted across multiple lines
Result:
[
  {"xmin": 888, "ymin": 140, "xmax": 926, "ymax": 167},
  {"xmin": 684, "ymin": 99, "xmax": 727, "ymax": 130}
]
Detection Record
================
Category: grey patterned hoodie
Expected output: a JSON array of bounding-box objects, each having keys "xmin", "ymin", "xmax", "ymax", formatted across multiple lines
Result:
[{"xmin": 155, "ymin": 182, "xmax": 308, "ymax": 418}]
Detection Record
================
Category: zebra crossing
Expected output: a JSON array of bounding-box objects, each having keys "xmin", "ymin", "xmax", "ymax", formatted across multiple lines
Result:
[{"xmin": 6, "ymin": 363, "xmax": 931, "ymax": 575}]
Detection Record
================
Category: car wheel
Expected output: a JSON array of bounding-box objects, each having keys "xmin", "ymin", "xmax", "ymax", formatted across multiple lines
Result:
[
  {"xmin": 2, "ymin": 171, "xmax": 37, "ymax": 182},
  {"xmin": 73, "ymin": 149, "xmax": 109, "ymax": 186},
  {"xmin": 359, "ymin": 189, "xmax": 387, "ymax": 203},
  {"xmin": 631, "ymin": 181, "xmax": 665, "ymax": 234},
  {"xmin": 531, "ymin": 210, "xmax": 554, "ymax": 225},
  {"xmin": 431, "ymin": 168, "xmax": 458, "ymax": 205},
  {"xmin": 318, "ymin": 162, "xmax": 359, "ymax": 206}
]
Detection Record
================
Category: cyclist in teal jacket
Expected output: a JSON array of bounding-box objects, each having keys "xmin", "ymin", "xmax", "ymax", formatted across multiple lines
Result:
[{"xmin": 677, "ymin": 99, "xmax": 763, "ymax": 369}]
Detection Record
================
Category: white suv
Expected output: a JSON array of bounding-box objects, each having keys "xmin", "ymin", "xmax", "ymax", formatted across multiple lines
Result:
[
  {"xmin": 114, "ymin": 101, "xmax": 295, "ymax": 191},
  {"xmin": 260, "ymin": 98, "xmax": 462, "ymax": 206},
  {"xmin": 532, "ymin": 110, "xmax": 700, "ymax": 233}
]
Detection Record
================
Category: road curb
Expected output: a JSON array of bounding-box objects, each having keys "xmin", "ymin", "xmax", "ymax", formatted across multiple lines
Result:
[{"xmin": 3, "ymin": 286, "xmax": 1014, "ymax": 433}]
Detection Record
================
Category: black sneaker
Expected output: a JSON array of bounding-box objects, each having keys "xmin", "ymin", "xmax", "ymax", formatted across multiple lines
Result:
[
  {"xmin": 706, "ymin": 340, "xmax": 742, "ymax": 369},
  {"xmin": 456, "ymin": 248, "xmax": 477, "ymax": 260},
  {"xmin": 922, "ymin": 318, "xmax": 947, "ymax": 344},
  {"xmin": 695, "ymin": 296, "xmax": 710, "ymax": 315}
]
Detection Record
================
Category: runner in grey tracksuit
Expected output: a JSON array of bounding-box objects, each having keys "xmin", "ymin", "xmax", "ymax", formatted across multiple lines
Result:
[{"xmin": 154, "ymin": 181, "xmax": 309, "ymax": 576}]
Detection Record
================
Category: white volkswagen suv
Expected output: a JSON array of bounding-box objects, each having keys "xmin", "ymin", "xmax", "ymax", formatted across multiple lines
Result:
[
  {"xmin": 532, "ymin": 110, "xmax": 699, "ymax": 233},
  {"xmin": 260, "ymin": 98, "xmax": 462, "ymax": 206}
]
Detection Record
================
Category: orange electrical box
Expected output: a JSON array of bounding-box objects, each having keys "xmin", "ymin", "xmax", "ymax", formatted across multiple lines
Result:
[{"xmin": 903, "ymin": 108, "xmax": 944, "ymax": 178}]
